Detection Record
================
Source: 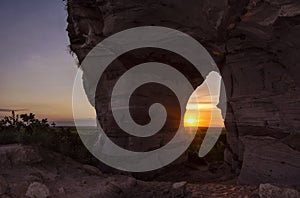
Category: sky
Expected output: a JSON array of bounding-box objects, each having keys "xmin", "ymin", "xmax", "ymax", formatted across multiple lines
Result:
[
  {"xmin": 0, "ymin": 0, "xmax": 78, "ymax": 122},
  {"xmin": 0, "ymin": 0, "xmax": 224, "ymax": 127}
]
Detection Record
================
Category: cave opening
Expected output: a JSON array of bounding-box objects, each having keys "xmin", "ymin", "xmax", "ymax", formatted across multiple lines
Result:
[{"xmin": 185, "ymin": 72, "xmax": 227, "ymax": 167}]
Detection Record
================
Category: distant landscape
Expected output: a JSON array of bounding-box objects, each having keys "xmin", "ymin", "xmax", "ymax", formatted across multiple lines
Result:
[{"xmin": 0, "ymin": 111, "xmax": 226, "ymax": 166}]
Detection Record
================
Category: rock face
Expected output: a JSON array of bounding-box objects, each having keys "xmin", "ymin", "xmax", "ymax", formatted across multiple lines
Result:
[
  {"xmin": 239, "ymin": 136, "xmax": 300, "ymax": 184},
  {"xmin": 66, "ymin": 0, "xmax": 300, "ymax": 184},
  {"xmin": 0, "ymin": 176, "xmax": 8, "ymax": 195}
]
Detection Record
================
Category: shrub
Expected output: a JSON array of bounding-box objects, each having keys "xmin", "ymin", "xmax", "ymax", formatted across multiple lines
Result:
[
  {"xmin": 0, "ymin": 111, "xmax": 96, "ymax": 165},
  {"xmin": 188, "ymin": 128, "xmax": 226, "ymax": 163}
]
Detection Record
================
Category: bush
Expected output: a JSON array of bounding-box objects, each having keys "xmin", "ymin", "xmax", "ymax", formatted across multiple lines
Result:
[
  {"xmin": 188, "ymin": 128, "xmax": 226, "ymax": 163},
  {"xmin": 0, "ymin": 112, "xmax": 226, "ymax": 166},
  {"xmin": 0, "ymin": 128, "xmax": 19, "ymax": 144},
  {"xmin": 0, "ymin": 111, "xmax": 96, "ymax": 165}
]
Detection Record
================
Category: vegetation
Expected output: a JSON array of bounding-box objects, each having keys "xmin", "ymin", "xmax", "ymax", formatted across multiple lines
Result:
[
  {"xmin": 188, "ymin": 128, "xmax": 226, "ymax": 163},
  {"xmin": 0, "ymin": 111, "xmax": 96, "ymax": 164},
  {"xmin": 0, "ymin": 111, "xmax": 226, "ymax": 166}
]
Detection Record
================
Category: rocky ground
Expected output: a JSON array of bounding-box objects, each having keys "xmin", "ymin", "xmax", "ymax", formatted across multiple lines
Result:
[{"xmin": 0, "ymin": 144, "xmax": 299, "ymax": 198}]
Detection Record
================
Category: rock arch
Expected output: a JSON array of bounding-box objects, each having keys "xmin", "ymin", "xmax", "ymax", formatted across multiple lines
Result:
[{"xmin": 66, "ymin": 0, "xmax": 300, "ymax": 184}]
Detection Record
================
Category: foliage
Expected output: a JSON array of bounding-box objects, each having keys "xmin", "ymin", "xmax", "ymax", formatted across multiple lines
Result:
[
  {"xmin": 188, "ymin": 128, "xmax": 226, "ymax": 163},
  {"xmin": 0, "ymin": 112, "xmax": 226, "ymax": 166},
  {"xmin": 0, "ymin": 111, "xmax": 96, "ymax": 164}
]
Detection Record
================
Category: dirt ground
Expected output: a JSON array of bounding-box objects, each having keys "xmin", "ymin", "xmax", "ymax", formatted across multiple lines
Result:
[{"xmin": 0, "ymin": 144, "xmax": 266, "ymax": 198}]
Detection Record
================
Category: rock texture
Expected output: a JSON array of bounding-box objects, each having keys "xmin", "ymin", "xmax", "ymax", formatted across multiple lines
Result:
[
  {"xmin": 25, "ymin": 182, "xmax": 50, "ymax": 198},
  {"xmin": 0, "ymin": 144, "xmax": 264, "ymax": 198},
  {"xmin": 239, "ymin": 136, "xmax": 300, "ymax": 184},
  {"xmin": 0, "ymin": 176, "xmax": 8, "ymax": 195},
  {"xmin": 0, "ymin": 144, "xmax": 42, "ymax": 167},
  {"xmin": 259, "ymin": 183, "xmax": 300, "ymax": 198},
  {"xmin": 66, "ymin": 0, "xmax": 300, "ymax": 184},
  {"xmin": 172, "ymin": 181, "xmax": 188, "ymax": 198},
  {"xmin": 82, "ymin": 164, "xmax": 103, "ymax": 176}
]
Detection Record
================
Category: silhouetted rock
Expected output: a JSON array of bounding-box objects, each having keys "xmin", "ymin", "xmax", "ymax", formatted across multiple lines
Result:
[{"xmin": 66, "ymin": 0, "xmax": 300, "ymax": 184}]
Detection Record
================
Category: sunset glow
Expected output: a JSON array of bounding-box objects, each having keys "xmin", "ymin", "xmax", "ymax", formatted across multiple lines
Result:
[
  {"xmin": 184, "ymin": 115, "xmax": 200, "ymax": 127},
  {"xmin": 0, "ymin": 0, "xmax": 225, "ymax": 127},
  {"xmin": 184, "ymin": 73, "xmax": 224, "ymax": 128}
]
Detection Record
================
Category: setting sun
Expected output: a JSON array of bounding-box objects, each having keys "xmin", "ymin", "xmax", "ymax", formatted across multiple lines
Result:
[
  {"xmin": 187, "ymin": 118, "xmax": 196, "ymax": 125},
  {"xmin": 184, "ymin": 116, "xmax": 200, "ymax": 127},
  {"xmin": 183, "ymin": 73, "xmax": 224, "ymax": 128}
]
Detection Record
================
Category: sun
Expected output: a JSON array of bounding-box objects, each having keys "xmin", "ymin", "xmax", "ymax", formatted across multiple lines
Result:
[
  {"xmin": 187, "ymin": 118, "xmax": 196, "ymax": 125},
  {"xmin": 184, "ymin": 112, "xmax": 201, "ymax": 127}
]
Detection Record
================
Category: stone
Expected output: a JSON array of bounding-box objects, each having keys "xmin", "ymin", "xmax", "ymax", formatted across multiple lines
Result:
[
  {"xmin": 281, "ymin": 188, "xmax": 300, "ymax": 198},
  {"xmin": 24, "ymin": 172, "xmax": 44, "ymax": 183},
  {"xmin": 125, "ymin": 177, "xmax": 137, "ymax": 188},
  {"xmin": 238, "ymin": 136, "xmax": 300, "ymax": 185},
  {"xmin": 113, "ymin": 177, "xmax": 138, "ymax": 194},
  {"xmin": 58, "ymin": 187, "xmax": 65, "ymax": 195},
  {"xmin": 259, "ymin": 184, "xmax": 282, "ymax": 198},
  {"xmin": 82, "ymin": 164, "xmax": 102, "ymax": 176},
  {"xmin": 97, "ymin": 182, "xmax": 125, "ymax": 198},
  {"xmin": 0, "ymin": 145, "xmax": 42, "ymax": 167},
  {"xmin": 25, "ymin": 182, "xmax": 50, "ymax": 198},
  {"xmin": 259, "ymin": 183, "xmax": 300, "ymax": 198},
  {"xmin": 172, "ymin": 181, "xmax": 187, "ymax": 198},
  {"xmin": 0, "ymin": 176, "xmax": 8, "ymax": 195}
]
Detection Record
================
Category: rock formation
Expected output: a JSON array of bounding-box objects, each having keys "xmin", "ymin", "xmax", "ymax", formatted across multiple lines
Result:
[{"xmin": 66, "ymin": 0, "xmax": 300, "ymax": 184}]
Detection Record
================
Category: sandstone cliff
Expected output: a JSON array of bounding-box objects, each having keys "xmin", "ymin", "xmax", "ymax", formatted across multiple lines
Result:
[{"xmin": 66, "ymin": 0, "xmax": 300, "ymax": 184}]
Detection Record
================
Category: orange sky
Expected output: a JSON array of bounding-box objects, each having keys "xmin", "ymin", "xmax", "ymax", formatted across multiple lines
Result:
[{"xmin": 184, "ymin": 73, "xmax": 224, "ymax": 128}]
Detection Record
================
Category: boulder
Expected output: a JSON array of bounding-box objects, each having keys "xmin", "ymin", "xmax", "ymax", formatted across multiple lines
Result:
[
  {"xmin": 95, "ymin": 182, "xmax": 125, "ymax": 198},
  {"xmin": 25, "ymin": 182, "xmax": 50, "ymax": 198},
  {"xmin": 112, "ymin": 177, "xmax": 137, "ymax": 195},
  {"xmin": 172, "ymin": 181, "xmax": 187, "ymax": 198},
  {"xmin": 82, "ymin": 164, "xmax": 103, "ymax": 176},
  {"xmin": 58, "ymin": 187, "xmax": 66, "ymax": 195},
  {"xmin": 259, "ymin": 183, "xmax": 299, "ymax": 198},
  {"xmin": 0, "ymin": 145, "xmax": 42, "ymax": 167},
  {"xmin": 238, "ymin": 136, "xmax": 300, "ymax": 185}
]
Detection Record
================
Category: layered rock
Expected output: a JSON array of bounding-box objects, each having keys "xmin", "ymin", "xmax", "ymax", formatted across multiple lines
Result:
[
  {"xmin": 66, "ymin": 0, "xmax": 300, "ymax": 184},
  {"xmin": 222, "ymin": 0, "xmax": 300, "ymax": 184}
]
